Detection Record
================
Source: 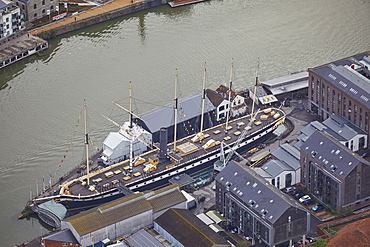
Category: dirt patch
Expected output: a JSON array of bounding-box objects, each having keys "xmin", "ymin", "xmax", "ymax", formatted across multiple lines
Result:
[{"xmin": 326, "ymin": 218, "xmax": 370, "ymax": 247}]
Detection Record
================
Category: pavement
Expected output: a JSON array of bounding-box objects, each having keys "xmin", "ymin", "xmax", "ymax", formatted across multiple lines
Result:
[{"xmin": 30, "ymin": 0, "xmax": 147, "ymax": 36}]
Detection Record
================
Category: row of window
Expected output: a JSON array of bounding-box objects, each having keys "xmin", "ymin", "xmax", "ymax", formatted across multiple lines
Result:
[{"xmin": 310, "ymin": 76, "xmax": 369, "ymax": 131}]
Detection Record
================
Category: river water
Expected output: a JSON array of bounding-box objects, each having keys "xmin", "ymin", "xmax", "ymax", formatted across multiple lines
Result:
[{"xmin": 0, "ymin": 0, "xmax": 369, "ymax": 245}]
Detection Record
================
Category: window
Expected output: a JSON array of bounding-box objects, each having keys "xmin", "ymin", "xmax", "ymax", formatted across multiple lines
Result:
[
  {"xmin": 42, "ymin": 0, "xmax": 45, "ymax": 5},
  {"xmin": 34, "ymin": 3, "xmax": 37, "ymax": 9}
]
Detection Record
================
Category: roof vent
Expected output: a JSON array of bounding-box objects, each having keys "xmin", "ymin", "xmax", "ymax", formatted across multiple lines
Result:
[
  {"xmin": 234, "ymin": 172, "xmax": 238, "ymax": 176},
  {"xmin": 348, "ymin": 162, "xmax": 352, "ymax": 166},
  {"xmin": 246, "ymin": 182, "xmax": 250, "ymax": 186},
  {"xmin": 257, "ymin": 190, "xmax": 261, "ymax": 194},
  {"xmin": 319, "ymin": 141, "xmax": 323, "ymax": 145},
  {"xmin": 270, "ymin": 199, "xmax": 274, "ymax": 203},
  {"xmin": 252, "ymin": 182, "xmax": 258, "ymax": 188},
  {"xmin": 335, "ymin": 150, "xmax": 340, "ymax": 155}
]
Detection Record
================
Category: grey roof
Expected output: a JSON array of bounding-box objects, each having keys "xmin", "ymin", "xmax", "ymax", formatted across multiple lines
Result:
[
  {"xmin": 300, "ymin": 131, "xmax": 369, "ymax": 179},
  {"xmin": 126, "ymin": 229, "xmax": 163, "ymax": 247},
  {"xmin": 322, "ymin": 114, "xmax": 367, "ymax": 140},
  {"xmin": 44, "ymin": 229, "xmax": 79, "ymax": 244},
  {"xmin": 310, "ymin": 52, "xmax": 370, "ymax": 107},
  {"xmin": 0, "ymin": 0, "xmax": 9, "ymax": 9},
  {"xmin": 138, "ymin": 93, "xmax": 215, "ymax": 133},
  {"xmin": 258, "ymin": 160, "xmax": 293, "ymax": 177},
  {"xmin": 271, "ymin": 143, "xmax": 300, "ymax": 170},
  {"xmin": 215, "ymin": 161, "xmax": 305, "ymax": 224},
  {"xmin": 297, "ymin": 114, "xmax": 366, "ymax": 146},
  {"xmin": 261, "ymin": 71, "xmax": 309, "ymax": 95},
  {"xmin": 38, "ymin": 200, "xmax": 67, "ymax": 221},
  {"xmin": 155, "ymin": 208, "xmax": 229, "ymax": 247}
]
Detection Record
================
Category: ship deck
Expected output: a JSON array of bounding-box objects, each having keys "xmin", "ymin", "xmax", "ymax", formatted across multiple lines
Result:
[{"xmin": 63, "ymin": 107, "xmax": 285, "ymax": 198}]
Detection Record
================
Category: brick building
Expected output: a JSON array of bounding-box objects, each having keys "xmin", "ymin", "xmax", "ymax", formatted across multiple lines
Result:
[
  {"xmin": 308, "ymin": 51, "xmax": 370, "ymax": 146},
  {"xmin": 215, "ymin": 161, "xmax": 311, "ymax": 246},
  {"xmin": 300, "ymin": 131, "xmax": 370, "ymax": 212},
  {"xmin": 12, "ymin": 0, "xmax": 59, "ymax": 22}
]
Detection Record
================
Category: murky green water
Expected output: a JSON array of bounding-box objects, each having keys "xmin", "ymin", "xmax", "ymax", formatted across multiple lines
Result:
[{"xmin": 0, "ymin": 0, "xmax": 369, "ymax": 245}]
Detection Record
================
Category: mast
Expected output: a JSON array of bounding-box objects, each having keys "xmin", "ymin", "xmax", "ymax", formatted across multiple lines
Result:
[
  {"xmin": 84, "ymin": 99, "xmax": 90, "ymax": 185},
  {"xmin": 173, "ymin": 69, "xmax": 178, "ymax": 151},
  {"xmin": 225, "ymin": 60, "xmax": 233, "ymax": 132},
  {"xmin": 250, "ymin": 58, "xmax": 259, "ymax": 120},
  {"xmin": 200, "ymin": 63, "xmax": 206, "ymax": 134},
  {"xmin": 129, "ymin": 81, "xmax": 133, "ymax": 171}
]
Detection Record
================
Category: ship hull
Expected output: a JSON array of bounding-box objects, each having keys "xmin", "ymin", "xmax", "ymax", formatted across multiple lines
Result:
[{"xmin": 57, "ymin": 118, "xmax": 279, "ymax": 210}]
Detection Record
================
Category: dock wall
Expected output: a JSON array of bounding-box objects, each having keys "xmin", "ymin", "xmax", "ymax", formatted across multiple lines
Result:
[{"xmin": 35, "ymin": 0, "xmax": 167, "ymax": 40}]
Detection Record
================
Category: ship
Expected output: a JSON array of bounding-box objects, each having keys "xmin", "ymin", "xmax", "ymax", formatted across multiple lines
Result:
[{"xmin": 26, "ymin": 65, "xmax": 286, "ymax": 227}]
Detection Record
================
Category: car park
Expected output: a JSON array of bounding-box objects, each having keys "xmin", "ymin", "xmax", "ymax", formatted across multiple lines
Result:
[
  {"xmin": 293, "ymin": 191, "xmax": 305, "ymax": 199},
  {"xmin": 299, "ymin": 195, "xmax": 311, "ymax": 203},
  {"xmin": 297, "ymin": 239, "xmax": 310, "ymax": 246},
  {"xmin": 303, "ymin": 199, "xmax": 315, "ymax": 205},
  {"xmin": 284, "ymin": 186, "xmax": 296, "ymax": 193},
  {"xmin": 312, "ymin": 204, "xmax": 324, "ymax": 212},
  {"xmin": 306, "ymin": 236, "xmax": 317, "ymax": 243}
]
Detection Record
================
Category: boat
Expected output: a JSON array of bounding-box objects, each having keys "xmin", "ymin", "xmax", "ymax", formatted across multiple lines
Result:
[
  {"xmin": 26, "ymin": 65, "xmax": 285, "ymax": 217},
  {"xmin": 168, "ymin": 0, "xmax": 207, "ymax": 8}
]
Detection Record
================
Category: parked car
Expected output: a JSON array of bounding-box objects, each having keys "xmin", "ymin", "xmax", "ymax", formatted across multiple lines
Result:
[
  {"xmin": 312, "ymin": 204, "xmax": 324, "ymax": 212},
  {"xmin": 306, "ymin": 236, "xmax": 317, "ymax": 243},
  {"xmin": 284, "ymin": 186, "xmax": 296, "ymax": 193},
  {"xmin": 294, "ymin": 191, "xmax": 305, "ymax": 199},
  {"xmin": 299, "ymin": 195, "xmax": 311, "ymax": 203},
  {"xmin": 303, "ymin": 199, "xmax": 315, "ymax": 205},
  {"xmin": 297, "ymin": 239, "xmax": 310, "ymax": 246}
]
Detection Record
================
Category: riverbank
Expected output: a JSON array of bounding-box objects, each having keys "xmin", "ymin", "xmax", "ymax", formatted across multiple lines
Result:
[{"xmin": 30, "ymin": 0, "xmax": 167, "ymax": 40}]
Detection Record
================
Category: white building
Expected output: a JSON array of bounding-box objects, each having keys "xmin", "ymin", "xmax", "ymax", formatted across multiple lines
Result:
[
  {"xmin": 102, "ymin": 122, "xmax": 152, "ymax": 165},
  {"xmin": 0, "ymin": 0, "xmax": 24, "ymax": 39}
]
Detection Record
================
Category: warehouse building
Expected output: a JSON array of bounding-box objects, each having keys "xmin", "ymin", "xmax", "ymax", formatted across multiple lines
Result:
[{"xmin": 61, "ymin": 184, "xmax": 187, "ymax": 247}]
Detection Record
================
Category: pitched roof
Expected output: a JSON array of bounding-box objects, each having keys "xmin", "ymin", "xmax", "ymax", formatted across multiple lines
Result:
[
  {"xmin": 43, "ymin": 229, "xmax": 79, "ymax": 244},
  {"xmin": 137, "ymin": 93, "xmax": 215, "ymax": 133},
  {"xmin": 322, "ymin": 114, "xmax": 367, "ymax": 141},
  {"xmin": 64, "ymin": 193, "xmax": 152, "ymax": 236},
  {"xmin": 155, "ymin": 208, "xmax": 229, "ymax": 247},
  {"xmin": 146, "ymin": 184, "xmax": 187, "ymax": 212},
  {"xmin": 309, "ymin": 51, "xmax": 370, "ymax": 108},
  {"xmin": 300, "ymin": 131, "xmax": 369, "ymax": 179},
  {"xmin": 257, "ymin": 159, "xmax": 294, "ymax": 178},
  {"xmin": 271, "ymin": 143, "xmax": 300, "ymax": 170},
  {"xmin": 215, "ymin": 161, "xmax": 305, "ymax": 224},
  {"xmin": 63, "ymin": 185, "xmax": 186, "ymax": 236},
  {"xmin": 205, "ymin": 89, "xmax": 225, "ymax": 107},
  {"xmin": 126, "ymin": 229, "xmax": 163, "ymax": 247}
]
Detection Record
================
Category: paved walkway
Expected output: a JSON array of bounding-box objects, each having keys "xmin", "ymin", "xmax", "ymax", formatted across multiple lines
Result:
[{"xmin": 30, "ymin": 0, "xmax": 147, "ymax": 36}]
